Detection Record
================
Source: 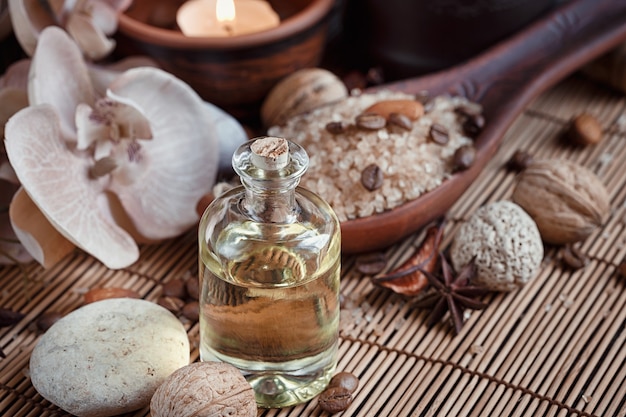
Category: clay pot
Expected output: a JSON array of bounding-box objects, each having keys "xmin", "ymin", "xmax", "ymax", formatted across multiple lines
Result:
[{"xmin": 116, "ymin": 0, "xmax": 334, "ymax": 121}]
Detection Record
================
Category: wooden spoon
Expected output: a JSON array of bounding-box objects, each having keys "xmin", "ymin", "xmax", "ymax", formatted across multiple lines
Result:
[{"xmin": 340, "ymin": 0, "xmax": 626, "ymax": 254}]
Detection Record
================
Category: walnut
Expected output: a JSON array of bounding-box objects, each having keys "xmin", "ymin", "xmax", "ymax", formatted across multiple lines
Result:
[
  {"xmin": 150, "ymin": 362, "xmax": 257, "ymax": 417},
  {"xmin": 261, "ymin": 68, "xmax": 348, "ymax": 128},
  {"xmin": 512, "ymin": 159, "xmax": 610, "ymax": 245}
]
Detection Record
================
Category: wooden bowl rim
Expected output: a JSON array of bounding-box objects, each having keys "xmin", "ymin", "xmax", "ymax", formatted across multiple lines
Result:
[{"xmin": 117, "ymin": 0, "xmax": 334, "ymax": 49}]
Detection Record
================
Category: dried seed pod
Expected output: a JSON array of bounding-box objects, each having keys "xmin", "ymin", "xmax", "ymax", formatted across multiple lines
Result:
[{"xmin": 372, "ymin": 221, "xmax": 444, "ymax": 296}]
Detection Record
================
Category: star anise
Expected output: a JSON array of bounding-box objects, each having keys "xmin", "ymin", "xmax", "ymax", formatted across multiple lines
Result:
[{"xmin": 413, "ymin": 254, "xmax": 490, "ymax": 335}]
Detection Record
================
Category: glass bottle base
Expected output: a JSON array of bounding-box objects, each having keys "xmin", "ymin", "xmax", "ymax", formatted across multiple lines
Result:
[{"xmin": 201, "ymin": 345, "xmax": 337, "ymax": 408}]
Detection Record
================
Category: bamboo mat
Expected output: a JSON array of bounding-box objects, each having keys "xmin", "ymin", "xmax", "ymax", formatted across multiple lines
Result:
[{"xmin": 1, "ymin": 73, "xmax": 625, "ymax": 417}]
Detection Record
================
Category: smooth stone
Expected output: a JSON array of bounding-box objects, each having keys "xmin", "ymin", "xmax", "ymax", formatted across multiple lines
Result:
[{"xmin": 30, "ymin": 298, "xmax": 190, "ymax": 417}]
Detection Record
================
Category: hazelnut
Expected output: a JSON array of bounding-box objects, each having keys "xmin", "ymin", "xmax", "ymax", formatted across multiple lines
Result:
[
  {"xmin": 565, "ymin": 113, "xmax": 603, "ymax": 146},
  {"xmin": 150, "ymin": 362, "xmax": 257, "ymax": 417}
]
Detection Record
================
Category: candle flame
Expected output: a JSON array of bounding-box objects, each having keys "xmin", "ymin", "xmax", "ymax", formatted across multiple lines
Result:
[{"xmin": 216, "ymin": 0, "xmax": 235, "ymax": 23}]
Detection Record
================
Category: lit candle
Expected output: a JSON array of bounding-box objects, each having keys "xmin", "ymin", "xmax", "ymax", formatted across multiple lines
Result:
[{"xmin": 176, "ymin": 0, "xmax": 280, "ymax": 37}]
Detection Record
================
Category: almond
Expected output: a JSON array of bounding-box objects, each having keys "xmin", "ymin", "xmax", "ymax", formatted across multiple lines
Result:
[
  {"xmin": 363, "ymin": 99, "xmax": 424, "ymax": 120},
  {"xmin": 84, "ymin": 287, "xmax": 141, "ymax": 304}
]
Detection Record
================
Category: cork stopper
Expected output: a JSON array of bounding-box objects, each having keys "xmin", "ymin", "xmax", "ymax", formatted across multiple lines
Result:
[{"xmin": 250, "ymin": 136, "xmax": 289, "ymax": 170}]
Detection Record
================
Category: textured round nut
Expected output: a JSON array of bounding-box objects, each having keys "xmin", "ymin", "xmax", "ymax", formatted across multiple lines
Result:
[
  {"xmin": 450, "ymin": 201, "xmax": 544, "ymax": 292},
  {"xmin": 151, "ymin": 362, "xmax": 257, "ymax": 417},
  {"xmin": 511, "ymin": 159, "xmax": 610, "ymax": 244},
  {"xmin": 261, "ymin": 68, "xmax": 348, "ymax": 127}
]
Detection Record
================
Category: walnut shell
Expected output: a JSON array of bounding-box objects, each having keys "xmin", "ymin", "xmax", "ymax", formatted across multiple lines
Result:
[
  {"xmin": 150, "ymin": 362, "xmax": 257, "ymax": 417},
  {"xmin": 511, "ymin": 159, "xmax": 610, "ymax": 245},
  {"xmin": 261, "ymin": 68, "xmax": 348, "ymax": 128}
]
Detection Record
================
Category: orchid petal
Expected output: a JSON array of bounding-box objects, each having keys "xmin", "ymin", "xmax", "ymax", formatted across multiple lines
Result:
[
  {"xmin": 9, "ymin": 187, "xmax": 74, "ymax": 267},
  {"xmin": 0, "ymin": 182, "xmax": 33, "ymax": 265},
  {"xmin": 85, "ymin": 0, "xmax": 118, "ymax": 35},
  {"xmin": 8, "ymin": 0, "xmax": 57, "ymax": 56},
  {"xmin": 87, "ymin": 56, "xmax": 159, "ymax": 96},
  {"xmin": 28, "ymin": 26, "xmax": 95, "ymax": 141},
  {"xmin": 65, "ymin": 11, "xmax": 115, "ymax": 60},
  {"xmin": 106, "ymin": 67, "xmax": 219, "ymax": 240},
  {"xmin": 5, "ymin": 104, "xmax": 139, "ymax": 269},
  {"xmin": 0, "ymin": 59, "xmax": 30, "ymax": 90}
]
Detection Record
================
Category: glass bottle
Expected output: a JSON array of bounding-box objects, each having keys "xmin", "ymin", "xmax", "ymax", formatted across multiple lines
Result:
[{"xmin": 198, "ymin": 136, "xmax": 341, "ymax": 408}]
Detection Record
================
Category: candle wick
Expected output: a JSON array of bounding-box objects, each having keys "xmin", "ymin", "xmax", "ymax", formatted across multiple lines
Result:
[{"xmin": 224, "ymin": 23, "xmax": 234, "ymax": 35}]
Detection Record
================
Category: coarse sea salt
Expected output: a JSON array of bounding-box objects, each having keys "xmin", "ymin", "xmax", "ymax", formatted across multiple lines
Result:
[{"xmin": 268, "ymin": 90, "xmax": 479, "ymax": 222}]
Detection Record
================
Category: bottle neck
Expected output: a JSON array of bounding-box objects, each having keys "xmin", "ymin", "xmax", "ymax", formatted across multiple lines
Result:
[{"xmin": 241, "ymin": 177, "xmax": 299, "ymax": 223}]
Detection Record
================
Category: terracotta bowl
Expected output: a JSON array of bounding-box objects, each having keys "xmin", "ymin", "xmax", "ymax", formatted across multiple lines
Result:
[{"xmin": 116, "ymin": 0, "xmax": 334, "ymax": 121}]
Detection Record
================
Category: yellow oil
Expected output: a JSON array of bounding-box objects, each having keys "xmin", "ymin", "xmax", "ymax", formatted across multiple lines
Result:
[{"xmin": 199, "ymin": 220, "xmax": 341, "ymax": 408}]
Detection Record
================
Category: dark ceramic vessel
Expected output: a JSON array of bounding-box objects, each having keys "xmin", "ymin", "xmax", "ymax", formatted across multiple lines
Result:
[
  {"xmin": 116, "ymin": 0, "xmax": 334, "ymax": 121},
  {"xmin": 343, "ymin": 0, "xmax": 559, "ymax": 79}
]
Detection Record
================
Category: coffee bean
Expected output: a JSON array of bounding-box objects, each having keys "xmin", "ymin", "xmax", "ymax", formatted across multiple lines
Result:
[
  {"xmin": 453, "ymin": 144, "xmax": 476, "ymax": 171},
  {"xmin": 157, "ymin": 296, "xmax": 185, "ymax": 313},
  {"xmin": 326, "ymin": 121, "xmax": 345, "ymax": 134},
  {"xmin": 462, "ymin": 114, "xmax": 485, "ymax": 137},
  {"xmin": 328, "ymin": 372, "xmax": 359, "ymax": 394},
  {"xmin": 455, "ymin": 104, "xmax": 481, "ymax": 118},
  {"xmin": 162, "ymin": 278, "xmax": 188, "ymax": 299},
  {"xmin": 506, "ymin": 149, "xmax": 534, "ymax": 172},
  {"xmin": 182, "ymin": 301, "xmax": 199, "ymax": 321},
  {"xmin": 355, "ymin": 252, "xmax": 387, "ymax": 275},
  {"xmin": 561, "ymin": 245, "xmax": 589, "ymax": 270},
  {"xmin": 185, "ymin": 277, "xmax": 200, "ymax": 301},
  {"xmin": 361, "ymin": 163, "xmax": 384, "ymax": 191},
  {"xmin": 318, "ymin": 386, "xmax": 353, "ymax": 413},
  {"xmin": 356, "ymin": 113, "xmax": 386, "ymax": 130},
  {"xmin": 429, "ymin": 123, "xmax": 449, "ymax": 145},
  {"xmin": 37, "ymin": 311, "xmax": 64, "ymax": 332},
  {"xmin": 388, "ymin": 112, "xmax": 412, "ymax": 130}
]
